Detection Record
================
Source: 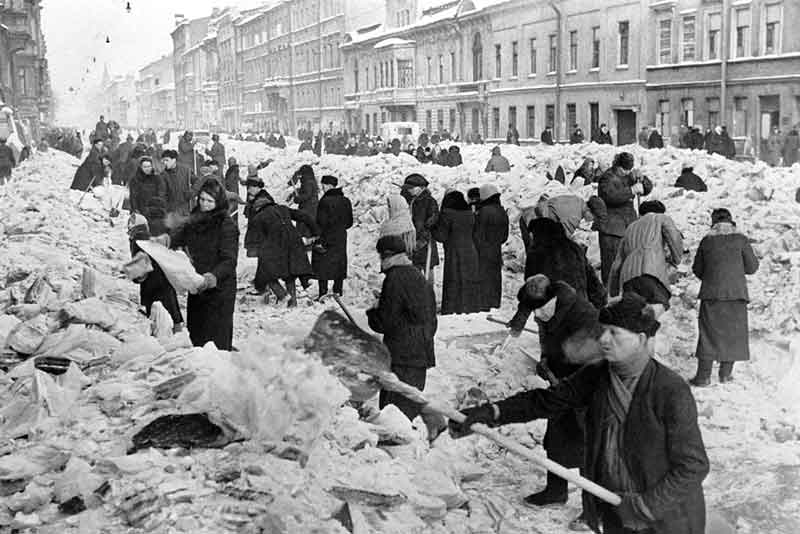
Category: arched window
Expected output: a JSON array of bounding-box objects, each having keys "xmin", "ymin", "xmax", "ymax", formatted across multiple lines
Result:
[{"xmin": 472, "ymin": 33, "xmax": 483, "ymax": 81}]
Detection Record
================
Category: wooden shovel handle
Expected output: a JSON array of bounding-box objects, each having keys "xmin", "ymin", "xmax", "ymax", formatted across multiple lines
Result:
[
  {"xmin": 375, "ymin": 371, "xmax": 621, "ymax": 506},
  {"xmin": 332, "ymin": 294, "xmax": 358, "ymax": 326},
  {"xmin": 486, "ymin": 315, "xmax": 537, "ymax": 334}
]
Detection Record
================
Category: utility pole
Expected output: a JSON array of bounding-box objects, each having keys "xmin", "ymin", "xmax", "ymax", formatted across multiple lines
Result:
[
  {"xmin": 288, "ymin": 6, "xmax": 295, "ymax": 134},
  {"xmin": 318, "ymin": 0, "xmax": 324, "ymax": 132},
  {"xmin": 549, "ymin": 1, "xmax": 563, "ymax": 142}
]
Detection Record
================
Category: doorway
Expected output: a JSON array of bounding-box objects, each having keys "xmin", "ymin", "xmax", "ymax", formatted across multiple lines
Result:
[
  {"xmin": 759, "ymin": 95, "xmax": 780, "ymax": 155},
  {"xmin": 471, "ymin": 108, "xmax": 479, "ymax": 135},
  {"xmin": 616, "ymin": 109, "xmax": 637, "ymax": 145}
]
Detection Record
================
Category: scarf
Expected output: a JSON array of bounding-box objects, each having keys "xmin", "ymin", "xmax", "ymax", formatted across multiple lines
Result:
[
  {"xmin": 380, "ymin": 194, "xmax": 416, "ymax": 255},
  {"xmin": 381, "ymin": 253, "xmax": 413, "ymax": 272}
]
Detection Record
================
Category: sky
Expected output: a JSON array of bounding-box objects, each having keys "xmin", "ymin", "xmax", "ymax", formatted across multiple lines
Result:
[{"xmin": 41, "ymin": 0, "xmax": 264, "ymax": 96}]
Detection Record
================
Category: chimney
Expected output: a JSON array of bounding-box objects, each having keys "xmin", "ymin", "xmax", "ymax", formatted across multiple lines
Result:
[{"xmin": 174, "ymin": 14, "xmax": 185, "ymax": 26}]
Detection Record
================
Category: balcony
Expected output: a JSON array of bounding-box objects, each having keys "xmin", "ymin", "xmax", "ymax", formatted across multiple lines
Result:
[{"xmin": 373, "ymin": 87, "xmax": 416, "ymax": 105}]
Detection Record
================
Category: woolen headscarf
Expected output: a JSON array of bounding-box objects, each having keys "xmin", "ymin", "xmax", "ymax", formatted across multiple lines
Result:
[{"xmin": 379, "ymin": 194, "xmax": 416, "ymax": 254}]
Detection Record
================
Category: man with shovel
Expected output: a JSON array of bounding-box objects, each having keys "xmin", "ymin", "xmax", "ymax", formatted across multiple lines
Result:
[
  {"xmin": 506, "ymin": 274, "xmax": 602, "ymax": 530},
  {"xmin": 367, "ymin": 235, "xmax": 437, "ymax": 421},
  {"xmin": 451, "ymin": 293, "xmax": 709, "ymax": 534}
]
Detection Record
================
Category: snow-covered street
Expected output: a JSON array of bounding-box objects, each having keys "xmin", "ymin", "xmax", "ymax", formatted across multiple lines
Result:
[{"xmin": 1, "ymin": 141, "xmax": 799, "ymax": 533}]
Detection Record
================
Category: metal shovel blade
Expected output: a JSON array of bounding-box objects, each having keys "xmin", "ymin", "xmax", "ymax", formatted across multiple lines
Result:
[{"xmin": 303, "ymin": 310, "xmax": 392, "ymax": 402}]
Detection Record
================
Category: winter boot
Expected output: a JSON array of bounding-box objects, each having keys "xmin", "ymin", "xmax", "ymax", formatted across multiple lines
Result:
[
  {"xmin": 523, "ymin": 472, "xmax": 568, "ymax": 507},
  {"xmin": 718, "ymin": 362, "xmax": 735, "ymax": 383},
  {"xmin": 286, "ymin": 279, "xmax": 298, "ymax": 308},
  {"xmin": 689, "ymin": 359, "xmax": 713, "ymax": 387}
]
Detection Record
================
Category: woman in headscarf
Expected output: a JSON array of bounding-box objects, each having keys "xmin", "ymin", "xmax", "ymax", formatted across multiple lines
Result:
[
  {"xmin": 169, "ymin": 178, "xmax": 239, "ymax": 350},
  {"xmin": 690, "ymin": 209, "xmax": 759, "ymax": 386},
  {"xmin": 433, "ymin": 190, "xmax": 481, "ymax": 314},
  {"xmin": 379, "ymin": 194, "xmax": 416, "ymax": 258}
]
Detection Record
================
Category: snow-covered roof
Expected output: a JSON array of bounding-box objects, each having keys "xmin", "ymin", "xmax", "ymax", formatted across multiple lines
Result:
[{"xmin": 374, "ymin": 37, "xmax": 415, "ymax": 49}]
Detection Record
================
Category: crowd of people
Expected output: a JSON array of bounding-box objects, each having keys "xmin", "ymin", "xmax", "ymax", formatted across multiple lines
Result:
[{"xmin": 61, "ymin": 114, "xmax": 761, "ymax": 534}]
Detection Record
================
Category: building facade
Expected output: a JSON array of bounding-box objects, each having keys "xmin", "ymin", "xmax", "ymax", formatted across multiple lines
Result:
[
  {"xmin": 136, "ymin": 55, "xmax": 175, "ymax": 129},
  {"xmin": 0, "ymin": 0, "xmax": 51, "ymax": 137},
  {"xmin": 644, "ymin": 0, "xmax": 799, "ymax": 155},
  {"xmin": 103, "ymin": 74, "xmax": 137, "ymax": 127},
  {"xmin": 171, "ymin": 15, "xmax": 210, "ymax": 130}
]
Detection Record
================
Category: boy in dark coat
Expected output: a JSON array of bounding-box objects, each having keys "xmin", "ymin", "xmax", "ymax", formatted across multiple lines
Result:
[
  {"xmin": 647, "ymin": 129, "xmax": 664, "ymax": 149},
  {"xmin": 452, "ymin": 293, "xmax": 710, "ymax": 534},
  {"xmin": 367, "ymin": 235, "xmax": 438, "ymax": 421},
  {"xmin": 690, "ymin": 209, "xmax": 759, "ymax": 386},
  {"xmin": 312, "ymin": 175, "xmax": 354, "ymax": 298},
  {"xmin": 474, "ymin": 184, "xmax": 509, "ymax": 310},
  {"xmin": 433, "ymin": 190, "xmax": 482, "ymax": 314},
  {"xmin": 251, "ymin": 189, "xmax": 319, "ymax": 307},
  {"xmin": 128, "ymin": 157, "xmax": 168, "ymax": 232},
  {"xmin": 403, "ymin": 174, "xmax": 440, "ymax": 280},
  {"xmin": 595, "ymin": 152, "xmax": 654, "ymax": 284},
  {"xmin": 674, "ymin": 163, "xmax": 707, "ymax": 192},
  {"xmin": 70, "ymin": 138, "xmax": 104, "ymax": 191},
  {"xmin": 506, "ymin": 275, "xmax": 601, "ymax": 527}
]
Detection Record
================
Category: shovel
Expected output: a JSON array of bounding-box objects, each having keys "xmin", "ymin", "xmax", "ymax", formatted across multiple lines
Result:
[
  {"xmin": 304, "ymin": 309, "xmax": 621, "ymax": 506},
  {"xmin": 486, "ymin": 315, "xmax": 537, "ymax": 334}
]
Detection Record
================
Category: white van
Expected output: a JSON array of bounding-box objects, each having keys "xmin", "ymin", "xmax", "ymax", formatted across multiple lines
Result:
[{"xmin": 380, "ymin": 122, "xmax": 420, "ymax": 150}]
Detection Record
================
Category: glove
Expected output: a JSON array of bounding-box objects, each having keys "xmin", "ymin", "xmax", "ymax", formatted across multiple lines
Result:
[
  {"xmin": 631, "ymin": 182, "xmax": 645, "ymax": 196},
  {"xmin": 201, "ymin": 272, "xmax": 217, "ymax": 291},
  {"xmin": 447, "ymin": 403, "xmax": 498, "ymax": 439}
]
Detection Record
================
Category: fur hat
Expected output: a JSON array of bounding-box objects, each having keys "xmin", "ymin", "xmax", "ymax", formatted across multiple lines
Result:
[
  {"xmin": 321, "ymin": 175, "xmax": 338, "ymax": 187},
  {"xmin": 245, "ymin": 177, "xmax": 264, "ymax": 188},
  {"xmin": 403, "ymin": 173, "xmax": 428, "ymax": 188},
  {"xmin": 599, "ymin": 293, "xmax": 660, "ymax": 337},
  {"xmin": 376, "ymin": 235, "xmax": 408, "ymax": 257},
  {"xmin": 161, "ymin": 149, "xmax": 178, "ymax": 160}
]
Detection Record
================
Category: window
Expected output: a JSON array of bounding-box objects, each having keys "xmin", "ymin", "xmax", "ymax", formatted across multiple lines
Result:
[
  {"xmin": 656, "ymin": 100, "xmax": 670, "ymax": 136},
  {"xmin": 439, "ymin": 54, "xmax": 444, "ymax": 83},
  {"xmin": 381, "ymin": 111, "xmax": 386, "ymax": 125},
  {"xmin": 529, "ymin": 38, "xmax": 537, "ymax": 74},
  {"xmin": 353, "ymin": 60, "xmax": 359, "ymax": 92},
  {"xmin": 450, "ymin": 52, "xmax": 457, "ymax": 81},
  {"xmin": 472, "ymin": 33, "xmax": 483, "ymax": 81},
  {"xmin": 397, "ymin": 59, "xmax": 413, "ymax": 88},
  {"xmin": 590, "ymin": 102, "xmax": 599, "ymax": 135},
  {"xmin": 437, "ymin": 109, "xmax": 444, "ymax": 131},
  {"xmin": 495, "ymin": 44, "xmax": 502, "ymax": 78},
  {"xmin": 526, "ymin": 105, "xmax": 535, "ymax": 138},
  {"xmin": 707, "ymin": 13, "xmax": 721, "ymax": 60},
  {"xmin": 733, "ymin": 97, "xmax": 748, "ymax": 137},
  {"xmin": 509, "ymin": 106, "xmax": 517, "ymax": 128},
  {"xmin": 658, "ymin": 19, "xmax": 672, "ymax": 64},
  {"xmin": 365, "ymin": 113, "xmax": 370, "ymax": 134},
  {"xmin": 426, "ymin": 110, "xmax": 432, "ymax": 132},
  {"xmin": 373, "ymin": 112, "xmax": 378, "ymax": 135},
  {"xmin": 591, "ymin": 27, "xmax": 600, "ymax": 69},
  {"xmin": 449, "ymin": 109, "xmax": 456, "ymax": 132},
  {"xmin": 733, "ymin": 8, "xmax": 751, "ymax": 58},
  {"xmin": 17, "ymin": 68, "xmax": 25, "ymax": 96},
  {"xmin": 707, "ymin": 97, "xmax": 720, "ymax": 129},
  {"xmin": 491, "ymin": 107, "xmax": 500, "ymax": 137},
  {"xmin": 681, "ymin": 98, "xmax": 694, "ymax": 127},
  {"xmin": 568, "ymin": 31, "xmax": 578, "ymax": 71},
  {"xmin": 681, "ymin": 16, "xmax": 696, "ymax": 61},
  {"xmin": 566, "ymin": 103, "xmax": 576, "ymax": 131},
  {"xmin": 512, "ymin": 41, "xmax": 519, "ymax": 76},
  {"xmin": 548, "ymin": 34, "xmax": 557, "ymax": 72},
  {"xmin": 426, "ymin": 56, "xmax": 432, "ymax": 85},
  {"xmin": 764, "ymin": 3, "xmax": 781, "ymax": 55},
  {"xmin": 546, "ymin": 104, "xmax": 555, "ymax": 128},
  {"xmin": 618, "ymin": 21, "xmax": 630, "ymax": 66}
]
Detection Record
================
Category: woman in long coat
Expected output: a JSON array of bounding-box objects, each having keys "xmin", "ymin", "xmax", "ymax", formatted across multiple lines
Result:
[
  {"xmin": 379, "ymin": 194, "xmax": 416, "ymax": 258},
  {"xmin": 289, "ymin": 164, "xmax": 319, "ymax": 238},
  {"xmin": 474, "ymin": 184, "xmax": 509, "ymax": 310},
  {"xmin": 433, "ymin": 190, "xmax": 481, "ymax": 314},
  {"xmin": 251, "ymin": 191, "xmax": 319, "ymax": 307},
  {"xmin": 312, "ymin": 175, "xmax": 353, "ymax": 298},
  {"xmin": 691, "ymin": 208, "xmax": 759, "ymax": 386},
  {"xmin": 170, "ymin": 178, "xmax": 239, "ymax": 350}
]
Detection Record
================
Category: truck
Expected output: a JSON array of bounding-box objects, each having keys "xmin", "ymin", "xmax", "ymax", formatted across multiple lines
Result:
[{"xmin": 380, "ymin": 122, "xmax": 420, "ymax": 150}]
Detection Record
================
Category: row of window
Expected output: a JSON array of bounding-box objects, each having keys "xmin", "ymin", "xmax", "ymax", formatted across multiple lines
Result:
[
  {"xmin": 655, "ymin": 3, "xmax": 782, "ymax": 65},
  {"xmin": 654, "ymin": 96, "xmax": 750, "ymax": 137}
]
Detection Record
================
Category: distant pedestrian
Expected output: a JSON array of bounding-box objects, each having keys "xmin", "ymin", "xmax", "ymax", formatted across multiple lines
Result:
[
  {"xmin": 485, "ymin": 145, "xmax": 511, "ymax": 173},
  {"xmin": 674, "ymin": 162, "xmax": 707, "ymax": 192},
  {"xmin": 690, "ymin": 209, "xmax": 759, "ymax": 386},
  {"xmin": 205, "ymin": 134, "xmax": 226, "ymax": 174},
  {"xmin": 288, "ymin": 164, "xmax": 319, "ymax": 238},
  {"xmin": 593, "ymin": 123, "xmax": 613, "ymax": 145},
  {"xmin": 474, "ymin": 184, "xmax": 509, "ymax": 310},
  {"xmin": 570, "ymin": 126, "xmax": 584, "ymax": 144},
  {"xmin": 403, "ymin": 174, "xmax": 440, "ymax": 280},
  {"xmin": 0, "ymin": 137, "xmax": 15, "ymax": 184},
  {"xmin": 647, "ymin": 128, "xmax": 664, "ymax": 149},
  {"xmin": 782, "ymin": 127, "xmax": 799, "ymax": 166},
  {"xmin": 540, "ymin": 126, "xmax": 554, "ymax": 145}
]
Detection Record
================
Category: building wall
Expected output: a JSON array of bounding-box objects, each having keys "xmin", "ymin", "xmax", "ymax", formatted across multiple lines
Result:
[{"xmin": 644, "ymin": 0, "xmax": 800, "ymax": 153}]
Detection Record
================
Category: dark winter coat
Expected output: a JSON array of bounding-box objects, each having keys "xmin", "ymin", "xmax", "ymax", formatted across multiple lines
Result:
[
  {"xmin": 447, "ymin": 148, "xmax": 463, "ymax": 167},
  {"xmin": 207, "ymin": 142, "xmax": 226, "ymax": 171},
  {"xmin": 94, "ymin": 120, "xmax": 110, "ymax": 141},
  {"xmin": 540, "ymin": 130, "xmax": 554, "ymax": 145},
  {"xmin": 111, "ymin": 141, "xmax": 133, "ymax": 185},
  {"xmin": 593, "ymin": 129, "xmax": 613, "ymax": 145},
  {"xmin": 178, "ymin": 136, "xmax": 195, "ymax": 170},
  {"xmin": 675, "ymin": 170, "xmax": 707, "ymax": 192},
  {"xmin": 570, "ymin": 130, "xmax": 585, "ymax": 144},
  {"xmin": 367, "ymin": 263, "xmax": 437, "ymax": 369},
  {"xmin": 409, "ymin": 188, "xmax": 440, "ymax": 270},
  {"xmin": 171, "ymin": 208, "xmax": 239, "ymax": 350},
  {"xmin": 596, "ymin": 167, "xmax": 654, "ymax": 237},
  {"xmin": 474, "ymin": 195, "xmax": 509, "ymax": 309},
  {"xmin": 223, "ymin": 165, "xmax": 240, "ymax": 195},
  {"xmin": 647, "ymin": 131, "xmax": 664, "ymax": 149},
  {"xmin": 291, "ymin": 171, "xmax": 319, "ymax": 238},
  {"xmin": 162, "ymin": 165, "xmax": 195, "ymax": 216},
  {"xmin": 495, "ymin": 359, "xmax": 709, "ymax": 534},
  {"xmin": 704, "ymin": 132, "xmax": 727, "ymax": 157},
  {"xmin": 312, "ymin": 188, "xmax": 353, "ymax": 280},
  {"xmin": 243, "ymin": 190, "xmax": 274, "ymax": 255},
  {"xmin": 128, "ymin": 170, "xmax": 168, "ymax": 225},
  {"xmin": 432, "ymin": 207, "xmax": 482, "ymax": 314},
  {"xmin": 0, "ymin": 143, "xmax": 15, "ymax": 176},
  {"xmin": 251, "ymin": 198, "xmax": 318, "ymax": 282},
  {"xmin": 524, "ymin": 218, "xmax": 606, "ymax": 310},
  {"xmin": 782, "ymin": 131, "xmax": 799, "ymax": 166},
  {"xmin": 692, "ymin": 223, "xmax": 758, "ymax": 302},
  {"xmin": 70, "ymin": 148, "xmax": 104, "ymax": 191}
]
